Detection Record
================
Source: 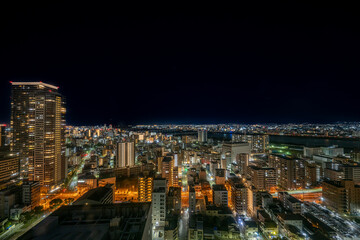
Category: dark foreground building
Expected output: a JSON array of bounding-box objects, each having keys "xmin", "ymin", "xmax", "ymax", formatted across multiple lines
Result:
[{"xmin": 20, "ymin": 202, "xmax": 152, "ymax": 240}]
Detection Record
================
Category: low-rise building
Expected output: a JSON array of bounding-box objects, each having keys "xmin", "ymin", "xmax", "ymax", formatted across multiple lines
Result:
[
  {"xmin": 212, "ymin": 184, "xmax": 228, "ymax": 206},
  {"xmin": 73, "ymin": 184, "xmax": 114, "ymax": 205}
]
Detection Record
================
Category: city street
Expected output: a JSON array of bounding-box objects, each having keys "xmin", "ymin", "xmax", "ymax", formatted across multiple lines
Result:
[{"xmin": 0, "ymin": 213, "xmax": 50, "ymax": 240}]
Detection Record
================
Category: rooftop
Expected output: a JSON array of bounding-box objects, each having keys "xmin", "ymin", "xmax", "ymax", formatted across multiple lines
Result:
[
  {"xmin": 74, "ymin": 185, "xmax": 112, "ymax": 203},
  {"xmin": 11, "ymin": 81, "xmax": 59, "ymax": 90},
  {"xmin": 212, "ymin": 184, "xmax": 227, "ymax": 191},
  {"xmin": 21, "ymin": 203, "xmax": 152, "ymax": 240}
]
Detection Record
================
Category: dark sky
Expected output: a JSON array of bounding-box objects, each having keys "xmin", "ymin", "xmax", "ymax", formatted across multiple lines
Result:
[{"xmin": 1, "ymin": 3, "xmax": 359, "ymax": 125}]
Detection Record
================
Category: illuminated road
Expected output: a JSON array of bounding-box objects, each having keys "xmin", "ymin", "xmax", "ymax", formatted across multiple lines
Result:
[
  {"xmin": 2, "ymin": 213, "xmax": 51, "ymax": 240},
  {"xmin": 1, "ymin": 150, "xmax": 93, "ymax": 240},
  {"xmin": 272, "ymin": 188, "xmax": 322, "ymax": 196},
  {"xmin": 181, "ymin": 167, "xmax": 189, "ymax": 207},
  {"xmin": 66, "ymin": 151, "xmax": 90, "ymax": 191}
]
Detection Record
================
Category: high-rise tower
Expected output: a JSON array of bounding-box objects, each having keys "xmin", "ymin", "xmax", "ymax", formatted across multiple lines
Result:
[
  {"xmin": 116, "ymin": 141, "xmax": 135, "ymax": 167},
  {"xmin": 10, "ymin": 82, "xmax": 66, "ymax": 189},
  {"xmin": 197, "ymin": 129, "xmax": 208, "ymax": 142}
]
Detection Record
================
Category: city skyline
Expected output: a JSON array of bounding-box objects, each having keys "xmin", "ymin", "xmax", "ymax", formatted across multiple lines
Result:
[
  {"xmin": 1, "ymin": 3, "xmax": 360, "ymax": 125},
  {"xmin": 2, "ymin": 4, "xmax": 360, "ymax": 240}
]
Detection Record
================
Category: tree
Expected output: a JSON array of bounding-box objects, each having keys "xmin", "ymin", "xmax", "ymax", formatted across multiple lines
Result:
[
  {"xmin": 64, "ymin": 198, "xmax": 74, "ymax": 205},
  {"xmin": 34, "ymin": 206, "xmax": 43, "ymax": 214},
  {"xmin": 49, "ymin": 198, "xmax": 63, "ymax": 208},
  {"xmin": 20, "ymin": 212, "xmax": 32, "ymax": 222}
]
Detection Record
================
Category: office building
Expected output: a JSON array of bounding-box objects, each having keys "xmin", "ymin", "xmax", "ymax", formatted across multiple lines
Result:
[
  {"xmin": 305, "ymin": 161, "xmax": 319, "ymax": 187},
  {"xmin": 22, "ymin": 181, "xmax": 40, "ymax": 209},
  {"xmin": 172, "ymin": 166, "xmax": 179, "ymax": 187},
  {"xmin": 303, "ymin": 147, "xmax": 322, "ymax": 158},
  {"xmin": 248, "ymin": 166, "xmax": 277, "ymax": 192},
  {"xmin": 215, "ymin": 168, "xmax": 226, "ymax": 185},
  {"xmin": 0, "ymin": 152, "xmax": 19, "ymax": 184},
  {"xmin": 197, "ymin": 129, "xmax": 207, "ymax": 142},
  {"xmin": 236, "ymin": 153, "xmax": 249, "ymax": 176},
  {"xmin": 228, "ymin": 176, "xmax": 248, "ymax": 215},
  {"xmin": 10, "ymin": 82, "xmax": 66, "ymax": 188},
  {"xmin": 167, "ymin": 187, "xmax": 181, "ymax": 212},
  {"xmin": 189, "ymin": 187, "xmax": 196, "ymax": 215},
  {"xmin": 321, "ymin": 146, "xmax": 344, "ymax": 157},
  {"xmin": 116, "ymin": 141, "xmax": 135, "ymax": 167},
  {"xmin": 232, "ymin": 134, "xmax": 269, "ymax": 153},
  {"xmin": 152, "ymin": 178, "xmax": 167, "ymax": 240},
  {"xmin": 161, "ymin": 156, "xmax": 174, "ymax": 188},
  {"xmin": 269, "ymin": 154, "xmax": 305, "ymax": 190},
  {"xmin": 344, "ymin": 165, "xmax": 360, "ymax": 184},
  {"xmin": 212, "ymin": 184, "xmax": 228, "ymax": 206},
  {"xmin": 222, "ymin": 142, "xmax": 250, "ymax": 167},
  {"xmin": 278, "ymin": 192, "xmax": 302, "ymax": 214},
  {"xmin": 322, "ymin": 179, "xmax": 360, "ymax": 214},
  {"xmin": 0, "ymin": 186, "xmax": 20, "ymax": 218},
  {"xmin": 164, "ymin": 214, "xmax": 179, "ymax": 240}
]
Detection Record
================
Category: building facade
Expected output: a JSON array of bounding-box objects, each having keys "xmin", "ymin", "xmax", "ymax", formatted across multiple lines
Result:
[
  {"xmin": 116, "ymin": 141, "xmax": 135, "ymax": 167},
  {"xmin": 152, "ymin": 178, "xmax": 167, "ymax": 240},
  {"xmin": 11, "ymin": 82, "xmax": 66, "ymax": 189},
  {"xmin": 138, "ymin": 174, "xmax": 153, "ymax": 202},
  {"xmin": 197, "ymin": 129, "xmax": 208, "ymax": 143},
  {"xmin": 22, "ymin": 181, "xmax": 40, "ymax": 209}
]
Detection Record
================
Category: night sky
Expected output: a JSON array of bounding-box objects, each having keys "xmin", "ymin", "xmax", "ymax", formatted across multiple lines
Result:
[{"xmin": 1, "ymin": 3, "xmax": 359, "ymax": 126}]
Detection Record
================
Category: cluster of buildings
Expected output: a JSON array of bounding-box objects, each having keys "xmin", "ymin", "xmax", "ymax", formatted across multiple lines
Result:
[
  {"xmin": 2, "ymin": 81, "xmax": 360, "ymax": 239},
  {"xmin": 1, "ymin": 82, "xmax": 66, "ymax": 226},
  {"xmin": 133, "ymin": 123, "xmax": 360, "ymax": 138}
]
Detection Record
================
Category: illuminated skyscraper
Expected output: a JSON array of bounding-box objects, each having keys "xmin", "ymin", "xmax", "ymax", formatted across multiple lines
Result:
[
  {"xmin": 116, "ymin": 141, "xmax": 135, "ymax": 167},
  {"xmin": 10, "ymin": 82, "xmax": 66, "ymax": 189}
]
